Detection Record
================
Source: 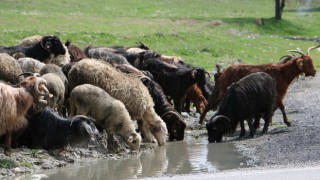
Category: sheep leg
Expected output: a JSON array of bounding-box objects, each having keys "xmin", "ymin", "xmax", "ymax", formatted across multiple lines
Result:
[
  {"xmin": 278, "ymin": 101, "xmax": 292, "ymax": 127},
  {"xmin": 107, "ymin": 133, "xmax": 120, "ymax": 153},
  {"xmin": 239, "ymin": 121, "xmax": 246, "ymax": 138},
  {"xmin": 137, "ymin": 120, "xmax": 155, "ymax": 143},
  {"xmin": 4, "ymin": 131, "xmax": 12, "ymax": 156}
]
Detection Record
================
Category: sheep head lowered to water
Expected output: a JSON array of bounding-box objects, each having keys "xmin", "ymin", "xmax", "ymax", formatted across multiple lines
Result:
[{"xmin": 68, "ymin": 59, "xmax": 167, "ymax": 146}]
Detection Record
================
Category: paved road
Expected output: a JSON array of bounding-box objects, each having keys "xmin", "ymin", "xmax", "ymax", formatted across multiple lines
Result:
[{"xmin": 144, "ymin": 166, "xmax": 320, "ymax": 180}]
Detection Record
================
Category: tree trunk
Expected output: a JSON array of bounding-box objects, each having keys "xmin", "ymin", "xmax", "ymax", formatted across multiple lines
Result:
[{"xmin": 275, "ymin": 0, "xmax": 285, "ymax": 20}]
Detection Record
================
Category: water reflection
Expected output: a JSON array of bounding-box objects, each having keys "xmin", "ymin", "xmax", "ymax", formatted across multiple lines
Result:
[{"xmin": 25, "ymin": 137, "xmax": 246, "ymax": 179}]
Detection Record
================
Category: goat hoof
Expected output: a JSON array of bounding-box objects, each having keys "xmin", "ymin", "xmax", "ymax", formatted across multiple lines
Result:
[
  {"xmin": 4, "ymin": 149, "xmax": 11, "ymax": 157},
  {"xmin": 285, "ymin": 121, "xmax": 293, "ymax": 127}
]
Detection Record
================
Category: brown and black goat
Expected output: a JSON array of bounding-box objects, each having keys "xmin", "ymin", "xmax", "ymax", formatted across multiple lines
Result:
[{"xmin": 200, "ymin": 46, "xmax": 319, "ymax": 126}]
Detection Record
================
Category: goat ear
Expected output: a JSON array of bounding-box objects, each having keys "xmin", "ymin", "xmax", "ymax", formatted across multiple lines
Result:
[{"xmin": 296, "ymin": 59, "xmax": 304, "ymax": 70}]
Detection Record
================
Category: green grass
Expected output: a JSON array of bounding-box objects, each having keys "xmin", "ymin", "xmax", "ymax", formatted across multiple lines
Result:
[
  {"xmin": 0, "ymin": 159, "xmax": 18, "ymax": 169},
  {"xmin": 0, "ymin": 0, "xmax": 319, "ymax": 70}
]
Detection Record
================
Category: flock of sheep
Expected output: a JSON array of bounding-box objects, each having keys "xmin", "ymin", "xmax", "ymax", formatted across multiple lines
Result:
[{"xmin": 0, "ymin": 34, "xmax": 318, "ymax": 157}]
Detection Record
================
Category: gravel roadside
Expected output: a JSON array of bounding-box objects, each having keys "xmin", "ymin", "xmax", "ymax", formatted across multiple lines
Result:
[{"xmin": 233, "ymin": 74, "xmax": 320, "ymax": 168}]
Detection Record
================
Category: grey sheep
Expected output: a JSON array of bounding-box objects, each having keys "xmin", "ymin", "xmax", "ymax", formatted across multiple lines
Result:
[
  {"xmin": 42, "ymin": 73, "xmax": 65, "ymax": 115},
  {"xmin": 17, "ymin": 57, "xmax": 46, "ymax": 73},
  {"xmin": 68, "ymin": 59, "xmax": 167, "ymax": 146},
  {"xmin": 40, "ymin": 64, "xmax": 69, "ymax": 115},
  {"xmin": 85, "ymin": 47, "xmax": 130, "ymax": 65},
  {"xmin": 69, "ymin": 84, "xmax": 142, "ymax": 151}
]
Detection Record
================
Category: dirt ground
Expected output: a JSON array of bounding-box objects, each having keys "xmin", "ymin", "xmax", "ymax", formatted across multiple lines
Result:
[{"xmin": 0, "ymin": 73, "xmax": 319, "ymax": 178}]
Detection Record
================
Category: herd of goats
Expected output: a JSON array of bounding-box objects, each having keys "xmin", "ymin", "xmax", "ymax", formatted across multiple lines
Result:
[{"xmin": 0, "ymin": 34, "xmax": 319, "ymax": 157}]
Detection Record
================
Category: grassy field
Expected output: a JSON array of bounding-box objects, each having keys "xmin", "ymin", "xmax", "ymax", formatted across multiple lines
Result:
[{"xmin": 0, "ymin": 0, "xmax": 319, "ymax": 70}]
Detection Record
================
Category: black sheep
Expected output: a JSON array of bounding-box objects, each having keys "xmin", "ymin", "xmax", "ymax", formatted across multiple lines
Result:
[
  {"xmin": 141, "ymin": 78, "xmax": 186, "ymax": 141},
  {"xmin": 206, "ymin": 72, "xmax": 277, "ymax": 143},
  {"xmin": 14, "ymin": 107, "xmax": 99, "ymax": 150},
  {"xmin": 0, "ymin": 35, "xmax": 66, "ymax": 62}
]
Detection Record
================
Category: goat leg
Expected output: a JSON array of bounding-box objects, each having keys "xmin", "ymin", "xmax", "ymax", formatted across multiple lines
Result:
[
  {"xmin": 239, "ymin": 121, "xmax": 246, "ymax": 139},
  {"xmin": 4, "ymin": 131, "xmax": 12, "ymax": 156},
  {"xmin": 173, "ymin": 98, "xmax": 183, "ymax": 114},
  {"xmin": 253, "ymin": 115, "xmax": 261, "ymax": 129},
  {"xmin": 262, "ymin": 112, "xmax": 273, "ymax": 134},
  {"xmin": 247, "ymin": 119, "xmax": 255, "ymax": 138},
  {"xmin": 199, "ymin": 102, "xmax": 211, "ymax": 124},
  {"xmin": 278, "ymin": 102, "xmax": 292, "ymax": 127}
]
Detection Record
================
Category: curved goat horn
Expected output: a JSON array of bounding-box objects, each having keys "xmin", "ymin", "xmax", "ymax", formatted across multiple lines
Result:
[
  {"xmin": 287, "ymin": 50, "xmax": 306, "ymax": 56},
  {"xmin": 209, "ymin": 115, "xmax": 231, "ymax": 123},
  {"xmin": 40, "ymin": 35, "xmax": 54, "ymax": 51},
  {"xmin": 279, "ymin": 54, "xmax": 295, "ymax": 63},
  {"xmin": 16, "ymin": 72, "xmax": 34, "ymax": 78},
  {"xmin": 161, "ymin": 111, "xmax": 183, "ymax": 120},
  {"xmin": 307, "ymin": 44, "xmax": 320, "ymax": 55}
]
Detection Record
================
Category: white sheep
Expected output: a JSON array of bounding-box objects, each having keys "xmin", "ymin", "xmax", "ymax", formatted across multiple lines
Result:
[
  {"xmin": 68, "ymin": 59, "xmax": 167, "ymax": 146},
  {"xmin": 69, "ymin": 84, "xmax": 141, "ymax": 151}
]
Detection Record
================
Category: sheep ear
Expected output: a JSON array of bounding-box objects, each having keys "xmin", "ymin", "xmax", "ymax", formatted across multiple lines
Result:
[
  {"xmin": 191, "ymin": 69, "xmax": 197, "ymax": 78},
  {"xmin": 127, "ymin": 134, "xmax": 134, "ymax": 143},
  {"xmin": 296, "ymin": 59, "xmax": 304, "ymax": 70}
]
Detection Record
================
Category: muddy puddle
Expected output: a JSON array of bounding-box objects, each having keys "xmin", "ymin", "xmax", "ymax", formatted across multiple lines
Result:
[{"xmin": 24, "ymin": 136, "xmax": 247, "ymax": 179}]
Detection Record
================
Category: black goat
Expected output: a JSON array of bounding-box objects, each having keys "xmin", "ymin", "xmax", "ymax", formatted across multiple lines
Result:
[
  {"xmin": 0, "ymin": 35, "xmax": 66, "ymax": 62},
  {"xmin": 115, "ymin": 50, "xmax": 161, "ymax": 68},
  {"xmin": 140, "ymin": 58, "xmax": 206, "ymax": 113},
  {"xmin": 141, "ymin": 78, "xmax": 186, "ymax": 141},
  {"xmin": 206, "ymin": 72, "xmax": 276, "ymax": 143},
  {"xmin": 14, "ymin": 107, "xmax": 99, "ymax": 150}
]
